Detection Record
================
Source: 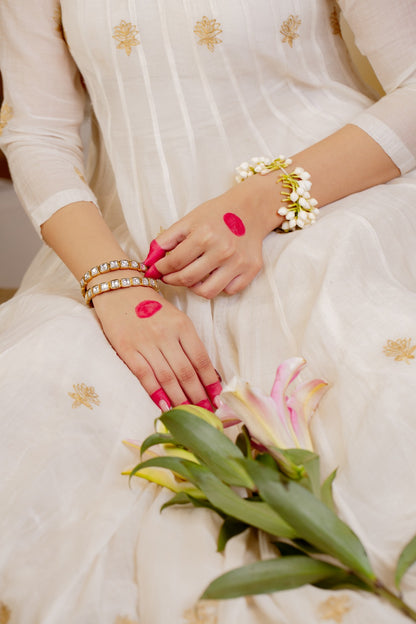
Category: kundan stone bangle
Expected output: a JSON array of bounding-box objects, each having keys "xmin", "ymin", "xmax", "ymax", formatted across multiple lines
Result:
[
  {"xmin": 235, "ymin": 156, "xmax": 319, "ymax": 231},
  {"xmin": 80, "ymin": 259, "xmax": 147, "ymax": 296},
  {"xmin": 84, "ymin": 275, "xmax": 159, "ymax": 307}
]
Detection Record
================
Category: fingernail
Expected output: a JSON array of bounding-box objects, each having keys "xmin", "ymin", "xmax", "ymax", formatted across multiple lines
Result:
[
  {"xmin": 197, "ymin": 399, "xmax": 214, "ymax": 412},
  {"xmin": 205, "ymin": 381, "xmax": 223, "ymax": 404},
  {"xmin": 150, "ymin": 388, "xmax": 171, "ymax": 409},
  {"xmin": 145, "ymin": 265, "xmax": 163, "ymax": 279},
  {"xmin": 159, "ymin": 400, "xmax": 171, "ymax": 412},
  {"xmin": 144, "ymin": 239, "xmax": 166, "ymax": 266},
  {"xmin": 180, "ymin": 400, "xmax": 191, "ymax": 405},
  {"xmin": 213, "ymin": 396, "xmax": 222, "ymax": 409}
]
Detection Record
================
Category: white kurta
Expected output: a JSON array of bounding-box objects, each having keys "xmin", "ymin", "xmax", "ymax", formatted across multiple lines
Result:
[{"xmin": 1, "ymin": 1, "xmax": 416, "ymax": 622}]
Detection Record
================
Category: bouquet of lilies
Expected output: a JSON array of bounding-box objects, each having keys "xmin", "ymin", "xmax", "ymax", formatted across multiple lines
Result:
[{"xmin": 124, "ymin": 357, "xmax": 416, "ymax": 621}]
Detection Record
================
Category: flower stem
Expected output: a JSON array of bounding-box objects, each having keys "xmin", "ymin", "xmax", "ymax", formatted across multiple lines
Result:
[{"xmin": 371, "ymin": 580, "xmax": 416, "ymax": 621}]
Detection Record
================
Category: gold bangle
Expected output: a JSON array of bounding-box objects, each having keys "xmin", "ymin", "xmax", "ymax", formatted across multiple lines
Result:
[
  {"xmin": 84, "ymin": 276, "xmax": 159, "ymax": 307},
  {"xmin": 80, "ymin": 259, "xmax": 147, "ymax": 296}
]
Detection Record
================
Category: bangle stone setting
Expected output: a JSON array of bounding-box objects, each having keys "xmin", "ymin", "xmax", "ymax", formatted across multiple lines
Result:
[
  {"xmin": 80, "ymin": 259, "xmax": 147, "ymax": 295},
  {"xmin": 85, "ymin": 276, "xmax": 159, "ymax": 306}
]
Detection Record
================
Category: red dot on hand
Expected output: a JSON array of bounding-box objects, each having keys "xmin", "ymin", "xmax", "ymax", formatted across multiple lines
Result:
[
  {"xmin": 135, "ymin": 300, "xmax": 162, "ymax": 318},
  {"xmin": 223, "ymin": 212, "xmax": 246, "ymax": 236}
]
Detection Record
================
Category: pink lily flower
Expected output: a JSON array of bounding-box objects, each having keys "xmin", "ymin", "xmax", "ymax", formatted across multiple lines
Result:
[{"xmin": 217, "ymin": 357, "xmax": 328, "ymax": 452}]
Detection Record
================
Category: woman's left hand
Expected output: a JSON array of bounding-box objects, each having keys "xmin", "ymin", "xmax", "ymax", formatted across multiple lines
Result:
[{"xmin": 145, "ymin": 173, "xmax": 283, "ymax": 299}]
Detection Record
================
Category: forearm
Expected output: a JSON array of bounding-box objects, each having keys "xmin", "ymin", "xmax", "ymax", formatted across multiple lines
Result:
[
  {"xmin": 289, "ymin": 123, "xmax": 400, "ymax": 209},
  {"xmin": 40, "ymin": 201, "xmax": 129, "ymax": 282}
]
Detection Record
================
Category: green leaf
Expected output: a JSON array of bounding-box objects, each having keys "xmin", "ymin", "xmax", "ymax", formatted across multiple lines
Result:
[
  {"xmin": 314, "ymin": 569, "xmax": 372, "ymax": 593},
  {"xmin": 140, "ymin": 432, "xmax": 175, "ymax": 456},
  {"xmin": 161, "ymin": 409, "xmax": 254, "ymax": 488},
  {"xmin": 129, "ymin": 456, "xmax": 194, "ymax": 483},
  {"xmin": 321, "ymin": 469, "xmax": 337, "ymax": 512},
  {"xmin": 395, "ymin": 534, "xmax": 416, "ymax": 589},
  {"xmin": 282, "ymin": 449, "xmax": 321, "ymax": 498},
  {"xmin": 217, "ymin": 517, "xmax": 249, "ymax": 552},
  {"xmin": 184, "ymin": 462, "xmax": 297, "ymax": 539},
  {"xmin": 202, "ymin": 556, "xmax": 342, "ymax": 600},
  {"xmin": 243, "ymin": 459, "xmax": 375, "ymax": 583},
  {"xmin": 161, "ymin": 491, "xmax": 194, "ymax": 511}
]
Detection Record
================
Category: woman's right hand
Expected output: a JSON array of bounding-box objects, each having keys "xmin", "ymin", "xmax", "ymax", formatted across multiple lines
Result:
[{"xmin": 91, "ymin": 283, "xmax": 221, "ymax": 411}]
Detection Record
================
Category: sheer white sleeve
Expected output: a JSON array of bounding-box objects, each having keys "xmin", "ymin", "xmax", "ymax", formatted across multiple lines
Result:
[
  {"xmin": 0, "ymin": 0, "xmax": 97, "ymax": 236},
  {"xmin": 339, "ymin": 0, "xmax": 416, "ymax": 174}
]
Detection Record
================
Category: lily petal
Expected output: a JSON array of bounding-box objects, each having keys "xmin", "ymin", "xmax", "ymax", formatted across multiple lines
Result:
[
  {"xmin": 286, "ymin": 379, "xmax": 328, "ymax": 450},
  {"xmin": 220, "ymin": 378, "xmax": 291, "ymax": 449},
  {"xmin": 270, "ymin": 357, "xmax": 306, "ymax": 447}
]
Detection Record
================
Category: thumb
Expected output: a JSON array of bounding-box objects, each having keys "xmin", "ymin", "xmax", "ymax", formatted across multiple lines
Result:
[{"xmin": 144, "ymin": 222, "xmax": 188, "ymax": 266}]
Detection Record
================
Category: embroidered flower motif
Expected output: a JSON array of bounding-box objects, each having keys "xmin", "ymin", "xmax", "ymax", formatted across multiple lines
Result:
[
  {"xmin": 183, "ymin": 601, "xmax": 218, "ymax": 624},
  {"xmin": 0, "ymin": 102, "xmax": 13, "ymax": 137},
  {"xmin": 383, "ymin": 338, "xmax": 416, "ymax": 364},
  {"xmin": 329, "ymin": 6, "xmax": 342, "ymax": 36},
  {"xmin": 112, "ymin": 20, "xmax": 140, "ymax": 56},
  {"xmin": 280, "ymin": 14, "xmax": 302, "ymax": 48},
  {"xmin": 74, "ymin": 166, "xmax": 86, "ymax": 183},
  {"xmin": 194, "ymin": 16, "xmax": 223, "ymax": 52},
  {"xmin": 0, "ymin": 603, "xmax": 11, "ymax": 624},
  {"xmin": 115, "ymin": 617, "xmax": 139, "ymax": 624},
  {"xmin": 318, "ymin": 595, "xmax": 351, "ymax": 623},
  {"xmin": 68, "ymin": 384, "xmax": 101, "ymax": 410}
]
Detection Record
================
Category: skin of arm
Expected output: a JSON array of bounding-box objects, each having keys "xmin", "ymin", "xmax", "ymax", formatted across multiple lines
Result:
[
  {"xmin": 150, "ymin": 124, "xmax": 400, "ymax": 299},
  {"xmin": 41, "ymin": 203, "xmax": 221, "ymax": 410}
]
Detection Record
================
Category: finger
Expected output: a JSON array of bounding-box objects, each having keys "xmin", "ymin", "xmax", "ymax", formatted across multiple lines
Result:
[
  {"xmin": 179, "ymin": 331, "xmax": 220, "ymax": 400},
  {"xmin": 149, "ymin": 219, "xmax": 190, "ymax": 262},
  {"xmin": 144, "ymin": 239, "xmax": 168, "ymax": 266},
  {"xmin": 160, "ymin": 341, "xmax": 211, "ymax": 406},
  {"xmin": 141, "ymin": 346, "xmax": 189, "ymax": 407},
  {"xmin": 189, "ymin": 264, "xmax": 240, "ymax": 299},
  {"xmin": 161, "ymin": 253, "xmax": 218, "ymax": 289},
  {"xmin": 125, "ymin": 350, "xmax": 173, "ymax": 411},
  {"xmin": 223, "ymin": 264, "xmax": 262, "ymax": 295}
]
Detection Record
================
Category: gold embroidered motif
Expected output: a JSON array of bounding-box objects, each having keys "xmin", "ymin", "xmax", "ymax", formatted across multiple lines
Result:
[
  {"xmin": 183, "ymin": 601, "xmax": 218, "ymax": 624},
  {"xmin": 68, "ymin": 384, "xmax": 101, "ymax": 410},
  {"xmin": 112, "ymin": 20, "xmax": 140, "ymax": 56},
  {"xmin": 74, "ymin": 166, "xmax": 86, "ymax": 183},
  {"xmin": 329, "ymin": 6, "xmax": 342, "ymax": 36},
  {"xmin": 194, "ymin": 17, "xmax": 223, "ymax": 52},
  {"xmin": 0, "ymin": 603, "xmax": 11, "ymax": 624},
  {"xmin": 318, "ymin": 595, "xmax": 351, "ymax": 623},
  {"xmin": 280, "ymin": 14, "xmax": 301, "ymax": 48},
  {"xmin": 383, "ymin": 338, "xmax": 416, "ymax": 364},
  {"xmin": 0, "ymin": 102, "xmax": 13, "ymax": 137},
  {"xmin": 115, "ymin": 617, "xmax": 139, "ymax": 624}
]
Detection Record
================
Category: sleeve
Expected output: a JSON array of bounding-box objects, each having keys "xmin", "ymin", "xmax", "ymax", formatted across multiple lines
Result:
[
  {"xmin": 338, "ymin": 0, "xmax": 416, "ymax": 175},
  {"xmin": 0, "ymin": 0, "xmax": 98, "ymax": 236}
]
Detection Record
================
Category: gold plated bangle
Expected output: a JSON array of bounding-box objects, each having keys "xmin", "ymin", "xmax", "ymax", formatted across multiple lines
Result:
[
  {"xmin": 80, "ymin": 259, "xmax": 147, "ymax": 296},
  {"xmin": 84, "ymin": 276, "xmax": 159, "ymax": 307}
]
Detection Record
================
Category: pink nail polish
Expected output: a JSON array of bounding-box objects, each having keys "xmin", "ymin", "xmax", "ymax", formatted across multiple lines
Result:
[
  {"xmin": 150, "ymin": 388, "xmax": 171, "ymax": 409},
  {"xmin": 197, "ymin": 399, "xmax": 214, "ymax": 412},
  {"xmin": 145, "ymin": 265, "xmax": 163, "ymax": 279},
  {"xmin": 144, "ymin": 240, "xmax": 166, "ymax": 266},
  {"xmin": 180, "ymin": 400, "xmax": 191, "ymax": 405},
  {"xmin": 205, "ymin": 381, "xmax": 223, "ymax": 403}
]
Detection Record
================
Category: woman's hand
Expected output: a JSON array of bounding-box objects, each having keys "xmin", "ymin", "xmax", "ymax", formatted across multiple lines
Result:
[
  {"xmin": 92, "ymin": 283, "xmax": 221, "ymax": 411},
  {"xmin": 145, "ymin": 173, "xmax": 284, "ymax": 299}
]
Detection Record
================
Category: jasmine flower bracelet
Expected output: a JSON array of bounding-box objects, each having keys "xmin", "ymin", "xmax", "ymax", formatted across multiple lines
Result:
[{"xmin": 235, "ymin": 156, "xmax": 319, "ymax": 231}]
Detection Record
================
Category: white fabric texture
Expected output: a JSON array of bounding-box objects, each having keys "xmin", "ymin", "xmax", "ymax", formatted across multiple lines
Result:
[{"xmin": 1, "ymin": 1, "xmax": 416, "ymax": 623}]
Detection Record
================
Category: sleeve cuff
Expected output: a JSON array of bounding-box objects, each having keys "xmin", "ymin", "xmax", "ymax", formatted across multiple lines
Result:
[
  {"xmin": 30, "ymin": 188, "xmax": 99, "ymax": 237},
  {"xmin": 351, "ymin": 111, "xmax": 416, "ymax": 175}
]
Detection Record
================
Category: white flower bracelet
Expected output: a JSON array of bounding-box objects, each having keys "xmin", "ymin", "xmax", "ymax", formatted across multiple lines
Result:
[{"xmin": 235, "ymin": 156, "xmax": 319, "ymax": 231}]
